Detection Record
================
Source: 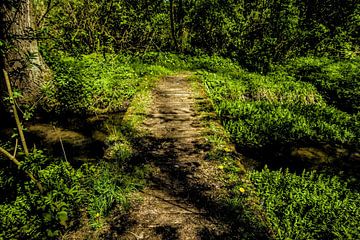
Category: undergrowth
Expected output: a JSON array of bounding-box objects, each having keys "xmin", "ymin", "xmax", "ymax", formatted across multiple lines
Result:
[
  {"xmin": 250, "ymin": 167, "xmax": 360, "ymax": 239},
  {"xmin": 0, "ymin": 68, "xmax": 152, "ymax": 239},
  {"xmin": 42, "ymin": 52, "xmax": 173, "ymax": 115},
  {"xmin": 186, "ymin": 53, "xmax": 360, "ymax": 239},
  {"xmin": 276, "ymin": 57, "xmax": 360, "ymax": 114},
  {"xmin": 200, "ymin": 64, "xmax": 359, "ymax": 150},
  {"xmin": 0, "ymin": 143, "xmax": 146, "ymax": 239}
]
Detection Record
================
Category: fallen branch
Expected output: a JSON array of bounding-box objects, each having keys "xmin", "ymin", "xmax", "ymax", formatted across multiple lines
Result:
[
  {"xmin": 2, "ymin": 69, "xmax": 44, "ymax": 192},
  {"xmin": 0, "ymin": 146, "xmax": 44, "ymax": 192}
]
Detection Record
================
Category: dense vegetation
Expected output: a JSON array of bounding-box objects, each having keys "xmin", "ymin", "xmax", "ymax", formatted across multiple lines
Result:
[
  {"xmin": 197, "ymin": 54, "xmax": 360, "ymax": 238},
  {"xmin": 250, "ymin": 167, "xmax": 359, "ymax": 239},
  {"xmin": 36, "ymin": 0, "xmax": 359, "ymax": 71},
  {"xmin": 1, "ymin": 0, "xmax": 359, "ymax": 239},
  {"xmin": 202, "ymin": 57, "xmax": 359, "ymax": 150},
  {"xmin": 43, "ymin": 52, "xmax": 173, "ymax": 115},
  {"xmin": 0, "ymin": 53, "xmax": 165, "ymax": 238}
]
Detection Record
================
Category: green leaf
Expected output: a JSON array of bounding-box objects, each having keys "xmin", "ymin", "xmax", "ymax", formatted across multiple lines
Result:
[{"xmin": 57, "ymin": 211, "xmax": 68, "ymax": 227}]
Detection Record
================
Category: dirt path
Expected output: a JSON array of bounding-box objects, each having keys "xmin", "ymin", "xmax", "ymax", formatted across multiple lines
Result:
[
  {"xmin": 118, "ymin": 75, "xmax": 231, "ymax": 240},
  {"xmin": 62, "ymin": 75, "xmax": 269, "ymax": 240}
]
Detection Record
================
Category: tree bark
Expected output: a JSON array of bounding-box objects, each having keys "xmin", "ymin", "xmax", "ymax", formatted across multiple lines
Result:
[{"xmin": 0, "ymin": 0, "xmax": 50, "ymax": 106}]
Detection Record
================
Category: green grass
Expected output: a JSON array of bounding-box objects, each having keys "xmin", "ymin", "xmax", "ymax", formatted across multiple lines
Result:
[
  {"xmin": 249, "ymin": 167, "xmax": 360, "ymax": 239},
  {"xmin": 200, "ymin": 68, "xmax": 359, "ymax": 150},
  {"xmin": 189, "ymin": 54, "xmax": 360, "ymax": 239}
]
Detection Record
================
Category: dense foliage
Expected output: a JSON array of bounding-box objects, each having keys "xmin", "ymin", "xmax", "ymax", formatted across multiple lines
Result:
[
  {"xmin": 277, "ymin": 57, "xmax": 360, "ymax": 113},
  {"xmin": 194, "ymin": 54, "xmax": 360, "ymax": 239},
  {"xmin": 201, "ymin": 57, "xmax": 360, "ymax": 150},
  {"xmin": 0, "ymin": 53, "xmax": 165, "ymax": 238},
  {"xmin": 40, "ymin": 52, "xmax": 176, "ymax": 115},
  {"xmin": 36, "ymin": 0, "xmax": 359, "ymax": 71},
  {"xmin": 0, "ymin": 147, "xmax": 145, "ymax": 239}
]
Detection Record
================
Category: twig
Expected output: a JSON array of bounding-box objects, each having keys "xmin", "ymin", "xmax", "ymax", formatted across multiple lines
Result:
[
  {"xmin": 13, "ymin": 138, "xmax": 18, "ymax": 157},
  {"xmin": 2, "ymin": 69, "xmax": 44, "ymax": 193},
  {"xmin": 129, "ymin": 231, "xmax": 144, "ymax": 240},
  {"xmin": 3, "ymin": 70, "xmax": 29, "ymax": 156},
  {"xmin": 53, "ymin": 126, "xmax": 68, "ymax": 162}
]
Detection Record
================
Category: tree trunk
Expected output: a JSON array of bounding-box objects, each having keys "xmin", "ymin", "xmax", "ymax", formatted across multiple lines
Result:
[
  {"xmin": 0, "ymin": 0, "xmax": 50, "ymax": 106},
  {"xmin": 169, "ymin": 0, "xmax": 179, "ymax": 51},
  {"xmin": 177, "ymin": 0, "xmax": 185, "ymax": 51},
  {"xmin": 177, "ymin": 0, "xmax": 184, "ymax": 26}
]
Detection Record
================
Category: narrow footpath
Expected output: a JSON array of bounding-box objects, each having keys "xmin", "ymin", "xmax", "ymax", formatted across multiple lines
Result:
[
  {"xmin": 111, "ymin": 75, "xmax": 270, "ymax": 240},
  {"xmin": 119, "ymin": 75, "xmax": 229, "ymax": 239}
]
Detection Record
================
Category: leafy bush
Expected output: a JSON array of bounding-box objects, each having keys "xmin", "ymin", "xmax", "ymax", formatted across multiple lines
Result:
[
  {"xmin": 0, "ymin": 144, "xmax": 145, "ymax": 238},
  {"xmin": 249, "ymin": 167, "xmax": 360, "ymax": 239},
  {"xmin": 44, "ymin": 53, "xmax": 139, "ymax": 114},
  {"xmin": 43, "ymin": 52, "xmax": 172, "ymax": 115},
  {"xmin": 37, "ymin": 0, "xmax": 359, "ymax": 71}
]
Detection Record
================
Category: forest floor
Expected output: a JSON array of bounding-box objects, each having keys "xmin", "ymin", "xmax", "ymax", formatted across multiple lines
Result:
[{"xmin": 117, "ymin": 75, "xmax": 230, "ymax": 240}]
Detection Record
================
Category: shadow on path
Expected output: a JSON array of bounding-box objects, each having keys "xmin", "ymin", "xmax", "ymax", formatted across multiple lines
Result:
[{"xmin": 111, "ymin": 76, "xmax": 270, "ymax": 240}]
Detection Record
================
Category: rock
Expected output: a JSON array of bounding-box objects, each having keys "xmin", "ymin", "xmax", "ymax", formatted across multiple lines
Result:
[
  {"xmin": 28, "ymin": 124, "xmax": 90, "ymax": 146},
  {"xmin": 92, "ymin": 130, "xmax": 107, "ymax": 142},
  {"xmin": 291, "ymin": 147, "xmax": 329, "ymax": 163},
  {"xmin": 350, "ymin": 152, "xmax": 360, "ymax": 162}
]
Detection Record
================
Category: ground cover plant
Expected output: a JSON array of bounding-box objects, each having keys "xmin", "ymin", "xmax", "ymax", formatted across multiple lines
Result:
[
  {"xmin": 249, "ymin": 167, "xmax": 360, "ymax": 239},
  {"xmin": 195, "ymin": 55, "xmax": 360, "ymax": 239},
  {"xmin": 42, "ymin": 52, "xmax": 173, "ymax": 115},
  {"xmin": 276, "ymin": 57, "xmax": 360, "ymax": 113},
  {"xmin": 201, "ymin": 58, "xmax": 359, "ymax": 150},
  {"xmin": 0, "ymin": 135, "xmax": 147, "ymax": 239}
]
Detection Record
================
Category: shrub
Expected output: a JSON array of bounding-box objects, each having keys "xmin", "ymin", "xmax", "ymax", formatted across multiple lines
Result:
[
  {"xmin": 0, "ymin": 157, "xmax": 85, "ymax": 239},
  {"xmin": 0, "ymin": 146, "xmax": 144, "ymax": 238},
  {"xmin": 44, "ymin": 53, "xmax": 145, "ymax": 115}
]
